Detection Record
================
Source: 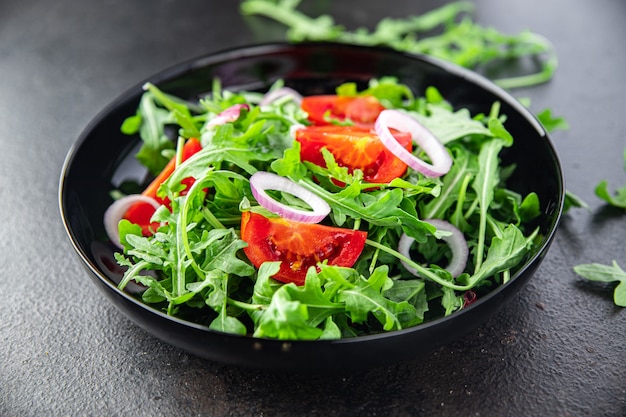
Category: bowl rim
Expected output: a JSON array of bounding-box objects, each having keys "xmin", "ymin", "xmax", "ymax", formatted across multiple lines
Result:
[{"xmin": 58, "ymin": 41, "xmax": 565, "ymax": 348}]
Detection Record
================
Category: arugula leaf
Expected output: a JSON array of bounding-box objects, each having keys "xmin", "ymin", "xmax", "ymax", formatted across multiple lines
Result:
[
  {"xmin": 383, "ymin": 279, "xmax": 428, "ymax": 327},
  {"xmin": 536, "ymin": 108, "xmax": 570, "ymax": 133},
  {"xmin": 563, "ymin": 190, "xmax": 589, "ymax": 213},
  {"xmin": 358, "ymin": 77, "xmax": 414, "ymax": 108},
  {"xmin": 205, "ymin": 270, "xmax": 248, "ymax": 335},
  {"xmin": 519, "ymin": 192, "xmax": 541, "ymax": 222},
  {"xmin": 462, "ymin": 224, "xmax": 529, "ymax": 287},
  {"xmin": 132, "ymin": 92, "xmax": 175, "ymax": 175},
  {"xmin": 411, "ymin": 106, "xmax": 492, "ymax": 145},
  {"xmin": 278, "ymin": 272, "xmax": 344, "ymax": 327},
  {"xmin": 573, "ymin": 261, "xmax": 626, "ymax": 307},
  {"xmin": 422, "ymin": 146, "xmax": 477, "ymax": 220},
  {"xmin": 297, "ymin": 177, "xmax": 435, "ymax": 242},
  {"xmin": 594, "ymin": 148, "xmax": 626, "ymax": 209},
  {"xmin": 253, "ymin": 287, "xmax": 324, "ymax": 340},
  {"xmin": 337, "ymin": 266, "xmax": 414, "ymax": 331},
  {"xmin": 251, "ymin": 262, "xmax": 283, "ymax": 306},
  {"xmin": 471, "ymin": 138, "xmax": 505, "ymax": 272},
  {"xmin": 441, "ymin": 286, "xmax": 464, "ymax": 316},
  {"xmin": 595, "ymin": 179, "xmax": 626, "ymax": 208},
  {"xmin": 210, "ymin": 310, "xmax": 248, "ymax": 335},
  {"xmin": 319, "ymin": 317, "xmax": 342, "ymax": 340}
]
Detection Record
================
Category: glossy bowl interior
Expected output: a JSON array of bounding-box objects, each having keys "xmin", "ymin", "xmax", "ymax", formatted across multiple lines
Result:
[{"xmin": 59, "ymin": 43, "xmax": 564, "ymax": 372}]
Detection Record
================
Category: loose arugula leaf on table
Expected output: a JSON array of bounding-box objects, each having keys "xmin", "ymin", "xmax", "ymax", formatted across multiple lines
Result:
[
  {"xmin": 573, "ymin": 261, "xmax": 626, "ymax": 307},
  {"xmin": 536, "ymin": 108, "xmax": 570, "ymax": 133},
  {"xmin": 562, "ymin": 190, "xmax": 589, "ymax": 213},
  {"xmin": 573, "ymin": 150, "xmax": 626, "ymax": 307},
  {"xmin": 594, "ymin": 148, "xmax": 626, "ymax": 209}
]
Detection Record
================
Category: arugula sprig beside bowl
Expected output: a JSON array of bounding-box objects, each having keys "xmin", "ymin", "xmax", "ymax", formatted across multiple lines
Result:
[{"xmin": 240, "ymin": 0, "xmax": 558, "ymax": 90}]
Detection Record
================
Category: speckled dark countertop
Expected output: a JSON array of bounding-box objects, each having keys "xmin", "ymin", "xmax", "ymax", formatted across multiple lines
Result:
[{"xmin": 1, "ymin": 1, "xmax": 625, "ymax": 416}]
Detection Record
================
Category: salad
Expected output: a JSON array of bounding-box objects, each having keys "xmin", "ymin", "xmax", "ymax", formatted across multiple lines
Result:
[{"xmin": 105, "ymin": 77, "xmax": 541, "ymax": 340}]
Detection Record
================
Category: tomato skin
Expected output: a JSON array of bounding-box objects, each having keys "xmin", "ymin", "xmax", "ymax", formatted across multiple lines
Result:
[
  {"xmin": 124, "ymin": 138, "xmax": 202, "ymax": 235},
  {"xmin": 240, "ymin": 211, "xmax": 367, "ymax": 285},
  {"xmin": 295, "ymin": 125, "xmax": 412, "ymax": 184},
  {"xmin": 301, "ymin": 95, "xmax": 385, "ymax": 126},
  {"xmin": 123, "ymin": 201, "xmax": 160, "ymax": 236}
]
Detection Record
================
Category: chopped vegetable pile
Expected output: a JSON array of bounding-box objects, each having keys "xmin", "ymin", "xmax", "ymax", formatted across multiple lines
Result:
[{"xmin": 107, "ymin": 78, "xmax": 543, "ymax": 340}]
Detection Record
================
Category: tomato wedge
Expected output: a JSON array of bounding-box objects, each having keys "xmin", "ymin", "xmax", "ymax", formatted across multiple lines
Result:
[
  {"xmin": 295, "ymin": 125, "xmax": 412, "ymax": 184},
  {"xmin": 301, "ymin": 95, "xmax": 385, "ymax": 126},
  {"xmin": 240, "ymin": 211, "xmax": 367, "ymax": 285},
  {"xmin": 124, "ymin": 138, "xmax": 202, "ymax": 235}
]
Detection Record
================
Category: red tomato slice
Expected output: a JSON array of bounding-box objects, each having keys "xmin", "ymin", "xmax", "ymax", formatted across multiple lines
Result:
[
  {"xmin": 240, "ymin": 211, "xmax": 367, "ymax": 285},
  {"xmin": 301, "ymin": 95, "xmax": 385, "ymax": 126},
  {"xmin": 123, "ymin": 200, "xmax": 160, "ymax": 236},
  {"xmin": 124, "ymin": 138, "xmax": 202, "ymax": 235},
  {"xmin": 295, "ymin": 125, "xmax": 413, "ymax": 184}
]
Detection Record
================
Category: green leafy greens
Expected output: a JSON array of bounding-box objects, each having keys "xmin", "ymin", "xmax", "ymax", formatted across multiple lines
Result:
[
  {"xmin": 113, "ymin": 78, "xmax": 541, "ymax": 340},
  {"xmin": 240, "ymin": 0, "xmax": 558, "ymax": 90},
  {"xmin": 594, "ymin": 148, "xmax": 626, "ymax": 209},
  {"xmin": 573, "ymin": 261, "xmax": 626, "ymax": 307},
  {"xmin": 572, "ymin": 148, "xmax": 626, "ymax": 308}
]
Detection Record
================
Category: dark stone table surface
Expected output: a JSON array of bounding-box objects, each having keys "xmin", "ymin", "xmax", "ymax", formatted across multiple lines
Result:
[{"xmin": 1, "ymin": 0, "xmax": 625, "ymax": 415}]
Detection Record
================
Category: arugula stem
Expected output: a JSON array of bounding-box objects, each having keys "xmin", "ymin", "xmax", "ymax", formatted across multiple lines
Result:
[
  {"xmin": 451, "ymin": 173, "xmax": 472, "ymax": 228},
  {"xmin": 174, "ymin": 201, "xmax": 190, "ymax": 298},
  {"xmin": 241, "ymin": 1, "xmax": 334, "ymax": 40},
  {"xmin": 227, "ymin": 297, "xmax": 264, "ymax": 311},
  {"xmin": 472, "ymin": 139, "xmax": 503, "ymax": 273},
  {"xmin": 493, "ymin": 33, "xmax": 558, "ymax": 90},
  {"xmin": 474, "ymin": 212, "xmax": 488, "ymax": 274},
  {"xmin": 175, "ymin": 136, "xmax": 185, "ymax": 168},
  {"xmin": 215, "ymin": 215, "xmax": 245, "ymax": 225},
  {"xmin": 365, "ymin": 239, "xmax": 471, "ymax": 291},
  {"xmin": 174, "ymin": 178, "xmax": 209, "ymax": 300},
  {"xmin": 118, "ymin": 260, "xmax": 151, "ymax": 290},
  {"xmin": 464, "ymin": 198, "xmax": 479, "ymax": 219},
  {"xmin": 202, "ymin": 207, "xmax": 226, "ymax": 230},
  {"xmin": 367, "ymin": 233, "xmax": 382, "ymax": 275}
]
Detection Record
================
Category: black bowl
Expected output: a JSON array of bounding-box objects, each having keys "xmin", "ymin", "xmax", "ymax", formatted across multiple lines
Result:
[{"xmin": 59, "ymin": 43, "xmax": 564, "ymax": 372}]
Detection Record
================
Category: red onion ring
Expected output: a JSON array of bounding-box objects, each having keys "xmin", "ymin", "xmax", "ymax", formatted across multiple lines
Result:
[
  {"xmin": 398, "ymin": 219, "xmax": 468, "ymax": 278},
  {"xmin": 259, "ymin": 87, "xmax": 303, "ymax": 106},
  {"xmin": 375, "ymin": 109, "xmax": 452, "ymax": 178},
  {"xmin": 104, "ymin": 194, "xmax": 161, "ymax": 248},
  {"xmin": 249, "ymin": 171, "xmax": 330, "ymax": 223},
  {"xmin": 206, "ymin": 103, "xmax": 249, "ymax": 128}
]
